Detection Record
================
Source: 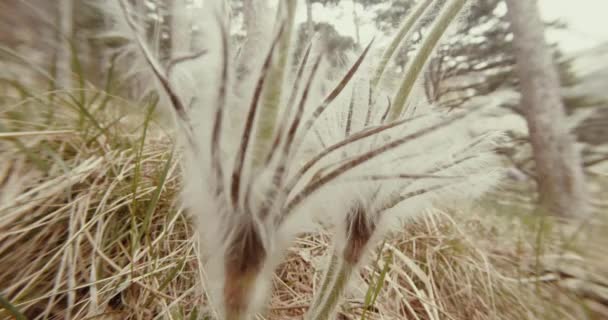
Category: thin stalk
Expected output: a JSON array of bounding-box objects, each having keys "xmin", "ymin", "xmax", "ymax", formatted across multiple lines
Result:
[
  {"xmin": 306, "ymin": 255, "xmax": 356, "ymax": 320},
  {"xmin": 309, "ymin": 205, "xmax": 374, "ymax": 319},
  {"xmin": 389, "ymin": 0, "xmax": 467, "ymax": 120},
  {"xmin": 361, "ymin": 251, "xmax": 392, "ymax": 320},
  {"xmin": 310, "ymin": 253, "xmax": 340, "ymax": 311}
]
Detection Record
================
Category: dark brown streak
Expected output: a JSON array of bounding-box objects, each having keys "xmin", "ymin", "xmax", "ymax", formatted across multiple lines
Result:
[
  {"xmin": 264, "ymin": 43, "xmax": 313, "ymax": 166},
  {"xmin": 310, "ymin": 158, "xmax": 350, "ymax": 183},
  {"xmin": 345, "ymin": 87, "xmax": 355, "ymax": 138},
  {"xmin": 282, "ymin": 110, "xmax": 474, "ymax": 219},
  {"xmin": 380, "ymin": 96, "xmax": 392, "ymax": 124},
  {"xmin": 118, "ymin": 0, "xmax": 191, "ymax": 128},
  {"xmin": 294, "ymin": 38, "xmax": 375, "ymax": 154},
  {"xmin": 258, "ymin": 56, "xmax": 323, "ymax": 220},
  {"xmin": 211, "ymin": 15, "xmax": 229, "ymax": 196},
  {"xmin": 283, "ymin": 114, "xmax": 429, "ymax": 199},
  {"xmin": 343, "ymin": 204, "xmax": 376, "ymax": 264},
  {"xmin": 364, "ymin": 89, "xmax": 373, "ymax": 128},
  {"xmin": 166, "ymin": 49, "xmax": 208, "ymax": 77},
  {"xmin": 368, "ymin": 81, "xmax": 373, "ymax": 111},
  {"xmin": 223, "ymin": 216, "xmax": 267, "ymax": 317},
  {"xmin": 280, "ymin": 56, "xmax": 323, "ymax": 165},
  {"xmin": 429, "ymin": 155, "xmax": 477, "ymax": 175},
  {"xmin": 231, "ymin": 23, "xmax": 286, "ymax": 208},
  {"xmin": 380, "ymin": 183, "xmax": 454, "ymax": 212},
  {"xmin": 395, "ymin": 155, "xmax": 478, "ymax": 196}
]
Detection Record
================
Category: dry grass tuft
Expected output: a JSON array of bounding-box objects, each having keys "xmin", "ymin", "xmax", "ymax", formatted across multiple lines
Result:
[
  {"xmin": 1, "ymin": 88, "xmax": 607, "ymax": 319},
  {"xmin": 266, "ymin": 207, "xmax": 608, "ymax": 320}
]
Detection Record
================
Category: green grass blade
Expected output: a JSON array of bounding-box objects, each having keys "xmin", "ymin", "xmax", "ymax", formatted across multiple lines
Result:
[
  {"xmin": 69, "ymin": 39, "xmax": 87, "ymax": 105},
  {"xmin": 129, "ymin": 102, "xmax": 157, "ymax": 258},
  {"xmin": 371, "ymin": 0, "xmax": 434, "ymax": 90},
  {"xmin": 311, "ymin": 253, "xmax": 340, "ymax": 311},
  {"xmin": 142, "ymin": 148, "xmax": 174, "ymax": 245},
  {"xmin": 361, "ymin": 251, "xmax": 392, "ymax": 320},
  {"xmin": 360, "ymin": 241, "xmax": 386, "ymax": 318},
  {"xmin": 307, "ymin": 258, "xmax": 355, "ymax": 320},
  {"xmin": 0, "ymin": 294, "xmax": 27, "ymax": 320},
  {"xmin": 97, "ymin": 54, "xmax": 119, "ymax": 114},
  {"xmin": 389, "ymin": 0, "xmax": 467, "ymax": 120}
]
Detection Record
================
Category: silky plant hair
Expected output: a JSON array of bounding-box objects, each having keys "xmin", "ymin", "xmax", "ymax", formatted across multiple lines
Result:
[{"xmin": 102, "ymin": 0, "xmax": 504, "ymax": 319}]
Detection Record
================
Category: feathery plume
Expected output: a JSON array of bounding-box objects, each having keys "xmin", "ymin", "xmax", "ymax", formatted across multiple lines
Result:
[{"xmin": 102, "ymin": 0, "xmax": 503, "ymax": 319}]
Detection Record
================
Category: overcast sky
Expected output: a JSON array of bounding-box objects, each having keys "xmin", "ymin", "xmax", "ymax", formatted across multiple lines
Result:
[
  {"xmin": 295, "ymin": 0, "xmax": 608, "ymax": 53},
  {"xmin": 539, "ymin": 0, "xmax": 608, "ymax": 52}
]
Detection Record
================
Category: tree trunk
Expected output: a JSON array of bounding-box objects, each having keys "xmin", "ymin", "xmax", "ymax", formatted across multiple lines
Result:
[{"xmin": 505, "ymin": 0, "xmax": 588, "ymax": 218}]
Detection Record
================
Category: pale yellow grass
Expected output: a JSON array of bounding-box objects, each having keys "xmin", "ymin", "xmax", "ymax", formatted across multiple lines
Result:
[{"xmin": 1, "ymin": 91, "xmax": 607, "ymax": 320}]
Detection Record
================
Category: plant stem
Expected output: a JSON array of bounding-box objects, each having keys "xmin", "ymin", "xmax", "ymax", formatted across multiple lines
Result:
[
  {"xmin": 306, "ymin": 254, "xmax": 356, "ymax": 320},
  {"xmin": 371, "ymin": 0, "xmax": 434, "ymax": 90},
  {"xmin": 311, "ymin": 252, "xmax": 339, "ymax": 311},
  {"xmin": 389, "ymin": 0, "xmax": 467, "ymax": 120}
]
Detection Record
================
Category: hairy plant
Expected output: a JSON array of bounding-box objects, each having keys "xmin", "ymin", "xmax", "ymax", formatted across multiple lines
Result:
[{"xmin": 103, "ymin": 0, "xmax": 503, "ymax": 319}]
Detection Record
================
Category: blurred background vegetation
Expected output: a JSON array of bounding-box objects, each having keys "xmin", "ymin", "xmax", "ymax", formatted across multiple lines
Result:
[{"xmin": 1, "ymin": 0, "xmax": 607, "ymax": 319}]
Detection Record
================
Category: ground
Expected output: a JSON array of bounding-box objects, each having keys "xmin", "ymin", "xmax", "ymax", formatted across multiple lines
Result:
[{"xmin": 1, "ymin": 86, "xmax": 607, "ymax": 319}]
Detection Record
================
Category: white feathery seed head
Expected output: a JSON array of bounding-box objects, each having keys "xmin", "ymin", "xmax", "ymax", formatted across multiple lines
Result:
[{"xmin": 101, "ymin": 0, "xmax": 504, "ymax": 318}]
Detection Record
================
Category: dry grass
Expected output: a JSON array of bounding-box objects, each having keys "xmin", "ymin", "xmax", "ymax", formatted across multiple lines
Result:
[{"xmin": 1, "ymin": 88, "xmax": 607, "ymax": 320}]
